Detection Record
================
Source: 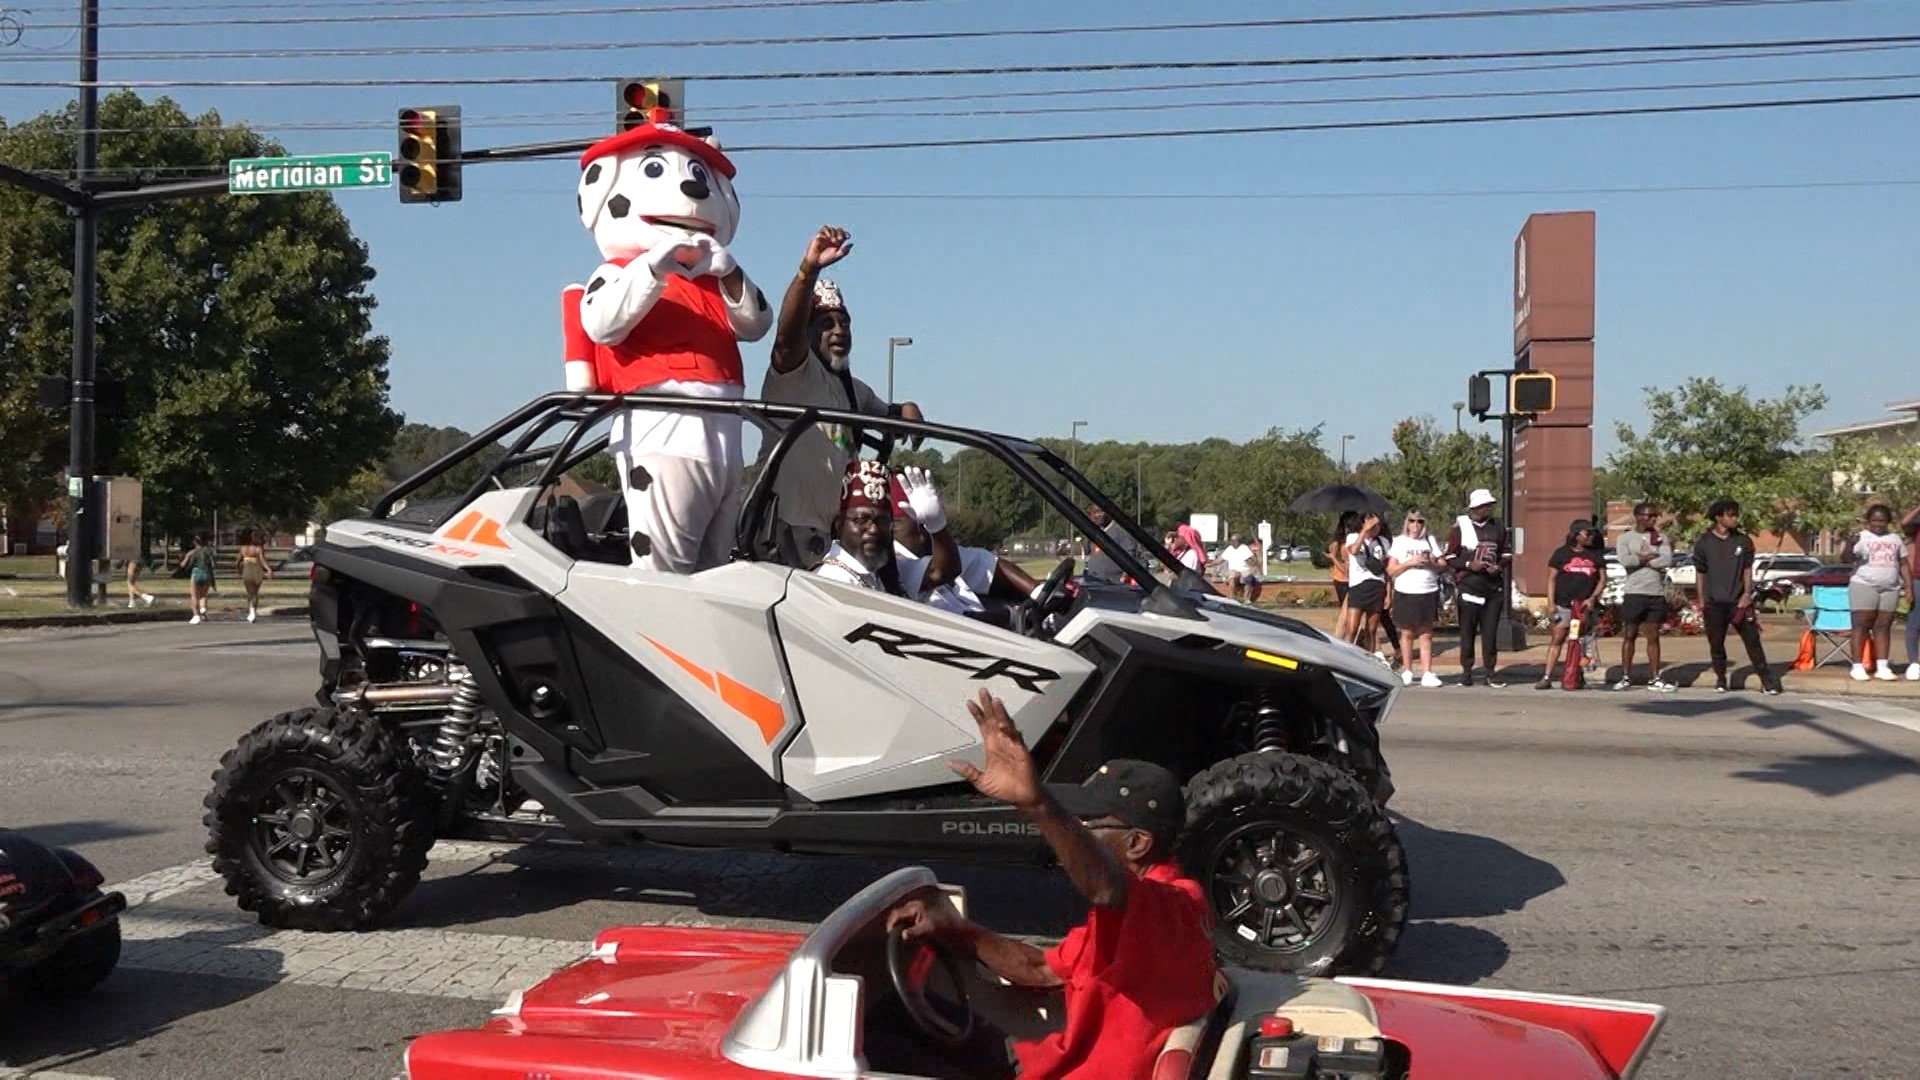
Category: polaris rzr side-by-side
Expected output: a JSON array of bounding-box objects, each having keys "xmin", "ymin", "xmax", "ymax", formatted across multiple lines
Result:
[{"xmin": 204, "ymin": 393, "xmax": 1409, "ymax": 975}]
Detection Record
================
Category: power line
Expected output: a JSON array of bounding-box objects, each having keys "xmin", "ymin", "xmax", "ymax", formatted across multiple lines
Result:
[
  {"xmin": 57, "ymin": 70, "xmax": 1920, "ymax": 137},
  {"xmin": 9, "ymin": 34, "xmax": 1919, "ymax": 88},
  {"xmin": 39, "ymin": 90, "xmax": 1920, "ymax": 178},
  {"xmin": 16, "ymin": 0, "xmax": 1858, "ymax": 33},
  {"xmin": 5, "ymin": 0, "xmax": 1865, "ymax": 61}
]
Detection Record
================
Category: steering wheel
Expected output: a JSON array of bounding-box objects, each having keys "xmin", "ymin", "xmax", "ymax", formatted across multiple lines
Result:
[{"xmin": 886, "ymin": 925, "xmax": 975, "ymax": 1048}]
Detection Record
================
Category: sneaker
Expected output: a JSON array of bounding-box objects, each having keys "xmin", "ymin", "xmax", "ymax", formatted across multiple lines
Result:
[
  {"xmin": 1714, "ymin": 675, "xmax": 1728, "ymax": 693},
  {"xmin": 1764, "ymin": 681, "xmax": 1783, "ymax": 696},
  {"xmin": 1421, "ymin": 671, "xmax": 1443, "ymax": 688},
  {"xmin": 1535, "ymin": 676, "xmax": 1553, "ymax": 690},
  {"xmin": 127, "ymin": 598, "xmax": 137, "ymax": 609},
  {"xmin": 142, "ymin": 593, "xmax": 155, "ymax": 606},
  {"xmin": 1850, "ymin": 663, "xmax": 1870, "ymax": 681},
  {"xmin": 247, "ymin": 609, "xmax": 257, "ymax": 624},
  {"xmin": 188, "ymin": 614, "xmax": 201, "ymax": 625},
  {"xmin": 1460, "ymin": 671, "xmax": 1475, "ymax": 688},
  {"xmin": 1402, "ymin": 669, "xmax": 1414, "ymax": 687},
  {"xmin": 1908, "ymin": 663, "xmax": 1920, "ymax": 681},
  {"xmin": 1874, "ymin": 664, "xmax": 1897, "ymax": 681},
  {"xmin": 1611, "ymin": 677, "xmax": 1632, "ymax": 691},
  {"xmin": 1484, "ymin": 672, "xmax": 1507, "ymax": 688},
  {"xmin": 1649, "ymin": 679, "xmax": 1678, "ymax": 693}
]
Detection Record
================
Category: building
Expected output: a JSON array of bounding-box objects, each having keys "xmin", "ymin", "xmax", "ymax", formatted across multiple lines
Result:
[{"xmin": 1811, "ymin": 398, "xmax": 1920, "ymax": 449}]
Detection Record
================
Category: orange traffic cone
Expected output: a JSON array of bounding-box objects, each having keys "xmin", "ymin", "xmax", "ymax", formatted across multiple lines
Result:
[{"xmin": 1791, "ymin": 629, "xmax": 1815, "ymax": 671}]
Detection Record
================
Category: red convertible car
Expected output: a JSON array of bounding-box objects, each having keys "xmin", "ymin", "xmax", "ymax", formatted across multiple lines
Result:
[{"xmin": 404, "ymin": 867, "xmax": 1665, "ymax": 1080}]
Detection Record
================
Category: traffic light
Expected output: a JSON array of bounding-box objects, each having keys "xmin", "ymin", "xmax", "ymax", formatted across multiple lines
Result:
[
  {"xmin": 397, "ymin": 105, "xmax": 462, "ymax": 204},
  {"xmin": 1467, "ymin": 375, "xmax": 1492, "ymax": 419},
  {"xmin": 616, "ymin": 78, "xmax": 685, "ymax": 131},
  {"xmin": 1510, "ymin": 371, "xmax": 1556, "ymax": 415}
]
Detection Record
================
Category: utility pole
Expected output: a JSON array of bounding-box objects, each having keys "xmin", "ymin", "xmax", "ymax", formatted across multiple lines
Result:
[
  {"xmin": 1452, "ymin": 401, "xmax": 1466, "ymax": 433},
  {"xmin": 64, "ymin": 0, "xmax": 101, "ymax": 607},
  {"xmin": 1339, "ymin": 434, "xmax": 1355, "ymax": 478},
  {"xmin": 1136, "ymin": 454, "xmax": 1143, "ymax": 522}
]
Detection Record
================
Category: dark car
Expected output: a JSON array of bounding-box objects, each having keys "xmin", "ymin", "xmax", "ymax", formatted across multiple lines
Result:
[
  {"xmin": 0, "ymin": 829, "xmax": 125, "ymax": 1000},
  {"xmin": 1756, "ymin": 563, "xmax": 1852, "ymax": 607}
]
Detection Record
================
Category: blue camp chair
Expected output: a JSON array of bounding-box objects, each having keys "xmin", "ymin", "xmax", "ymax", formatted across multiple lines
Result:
[{"xmin": 1801, "ymin": 585, "xmax": 1854, "ymax": 667}]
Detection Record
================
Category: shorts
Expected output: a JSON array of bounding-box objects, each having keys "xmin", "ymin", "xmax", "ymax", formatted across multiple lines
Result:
[
  {"xmin": 190, "ymin": 571, "xmax": 213, "ymax": 588},
  {"xmin": 1392, "ymin": 590, "xmax": 1438, "ymax": 631},
  {"xmin": 1230, "ymin": 571, "xmax": 1257, "ymax": 585},
  {"xmin": 1347, "ymin": 579, "xmax": 1386, "ymax": 613},
  {"xmin": 1618, "ymin": 594, "xmax": 1667, "ymax": 627},
  {"xmin": 1333, "ymin": 580, "xmax": 1349, "ymax": 603},
  {"xmin": 1849, "ymin": 579, "xmax": 1899, "ymax": 612},
  {"xmin": 1550, "ymin": 606, "xmax": 1577, "ymax": 626}
]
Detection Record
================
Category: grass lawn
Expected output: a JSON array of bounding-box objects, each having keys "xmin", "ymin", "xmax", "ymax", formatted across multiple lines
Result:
[{"xmin": 0, "ymin": 557, "xmax": 309, "ymax": 618}]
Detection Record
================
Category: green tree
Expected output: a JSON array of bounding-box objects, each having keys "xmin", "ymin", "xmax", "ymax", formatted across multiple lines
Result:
[
  {"xmin": 1, "ymin": 92, "xmax": 399, "ymax": 535},
  {"xmin": 1608, "ymin": 379, "xmax": 1830, "ymax": 540},
  {"xmin": 1828, "ymin": 434, "xmax": 1920, "ymax": 518},
  {"xmin": 1355, "ymin": 416, "xmax": 1501, "ymax": 521},
  {"xmin": 1201, "ymin": 426, "xmax": 1339, "ymax": 545}
]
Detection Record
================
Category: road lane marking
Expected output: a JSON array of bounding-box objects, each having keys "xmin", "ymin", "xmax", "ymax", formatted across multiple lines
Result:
[
  {"xmin": 0, "ymin": 1071, "xmax": 118, "ymax": 1079},
  {"xmin": 1803, "ymin": 696, "xmax": 1920, "ymax": 736}
]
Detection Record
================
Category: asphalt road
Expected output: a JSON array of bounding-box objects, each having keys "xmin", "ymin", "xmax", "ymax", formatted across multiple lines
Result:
[{"xmin": 3, "ymin": 618, "xmax": 1919, "ymax": 1079}]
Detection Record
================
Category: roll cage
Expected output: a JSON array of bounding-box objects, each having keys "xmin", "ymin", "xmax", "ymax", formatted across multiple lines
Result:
[{"xmin": 370, "ymin": 392, "xmax": 1210, "ymax": 613}]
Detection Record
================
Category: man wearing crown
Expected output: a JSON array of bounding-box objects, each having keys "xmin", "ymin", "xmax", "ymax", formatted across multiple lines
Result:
[
  {"xmin": 756, "ymin": 225, "xmax": 926, "ymax": 567},
  {"xmin": 562, "ymin": 107, "xmax": 773, "ymax": 573}
]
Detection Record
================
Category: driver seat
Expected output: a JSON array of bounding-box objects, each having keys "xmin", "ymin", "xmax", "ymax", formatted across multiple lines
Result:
[{"xmin": 1151, "ymin": 970, "xmax": 1234, "ymax": 1080}]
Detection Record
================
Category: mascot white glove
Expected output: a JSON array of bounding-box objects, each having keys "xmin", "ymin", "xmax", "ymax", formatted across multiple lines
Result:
[
  {"xmin": 899, "ymin": 466, "xmax": 947, "ymax": 534},
  {"xmin": 642, "ymin": 237, "xmax": 711, "ymax": 279}
]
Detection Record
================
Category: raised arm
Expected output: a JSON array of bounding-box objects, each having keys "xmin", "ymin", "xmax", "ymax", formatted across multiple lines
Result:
[
  {"xmin": 768, "ymin": 226, "xmax": 852, "ymax": 375},
  {"xmin": 899, "ymin": 468, "xmax": 961, "ymax": 590}
]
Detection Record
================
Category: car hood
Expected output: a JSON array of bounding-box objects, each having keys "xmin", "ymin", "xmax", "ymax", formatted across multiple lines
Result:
[
  {"xmin": 403, "ymin": 925, "xmax": 801, "ymax": 1080},
  {"xmin": 1190, "ymin": 595, "xmax": 1399, "ymax": 686}
]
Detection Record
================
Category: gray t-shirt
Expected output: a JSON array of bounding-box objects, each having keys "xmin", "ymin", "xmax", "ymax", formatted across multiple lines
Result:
[
  {"xmin": 1851, "ymin": 530, "xmax": 1907, "ymax": 589},
  {"xmin": 1614, "ymin": 529, "xmax": 1672, "ymax": 596},
  {"xmin": 757, "ymin": 354, "xmax": 888, "ymax": 537}
]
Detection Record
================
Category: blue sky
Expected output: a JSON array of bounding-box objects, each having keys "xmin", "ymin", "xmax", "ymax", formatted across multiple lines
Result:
[{"xmin": 3, "ymin": 0, "xmax": 1916, "ymax": 462}]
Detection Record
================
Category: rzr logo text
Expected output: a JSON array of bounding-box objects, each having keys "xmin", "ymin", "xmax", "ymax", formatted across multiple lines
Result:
[{"xmin": 844, "ymin": 624, "xmax": 1060, "ymax": 694}]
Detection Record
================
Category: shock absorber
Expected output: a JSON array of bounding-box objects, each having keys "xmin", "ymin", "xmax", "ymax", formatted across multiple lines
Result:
[
  {"xmin": 1249, "ymin": 689, "xmax": 1290, "ymax": 753},
  {"xmin": 429, "ymin": 670, "xmax": 484, "ymax": 780}
]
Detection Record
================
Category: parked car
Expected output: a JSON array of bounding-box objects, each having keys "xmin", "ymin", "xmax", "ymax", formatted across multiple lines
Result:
[
  {"xmin": 1665, "ymin": 549, "xmax": 1696, "ymax": 588},
  {"xmin": 275, "ymin": 546, "xmax": 316, "ymax": 577},
  {"xmin": 1756, "ymin": 563, "xmax": 1853, "ymax": 608},
  {"xmin": 1753, "ymin": 553, "xmax": 1825, "ymax": 583}
]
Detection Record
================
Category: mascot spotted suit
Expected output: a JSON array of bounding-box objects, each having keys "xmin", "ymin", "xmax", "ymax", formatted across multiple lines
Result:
[{"xmin": 561, "ymin": 107, "xmax": 773, "ymax": 572}]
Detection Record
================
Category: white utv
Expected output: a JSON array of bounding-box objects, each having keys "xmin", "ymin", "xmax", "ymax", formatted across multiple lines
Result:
[{"xmin": 204, "ymin": 393, "xmax": 1410, "ymax": 975}]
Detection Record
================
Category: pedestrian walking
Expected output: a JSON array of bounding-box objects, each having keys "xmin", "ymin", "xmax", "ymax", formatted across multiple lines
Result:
[
  {"xmin": 1614, "ymin": 501, "xmax": 1676, "ymax": 691},
  {"xmin": 124, "ymin": 558, "xmax": 156, "ymax": 608},
  {"xmin": 1845, "ymin": 504, "xmax": 1911, "ymax": 682},
  {"xmin": 181, "ymin": 534, "xmax": 216, "ymax": 624},
  {"xmin": 1444, "ymin": 488, "xmax": 1512, "ymax": 687},
  {"xmin": 1343, "ymin": 512, "xmax": 1391, "ymax": 658},
  {"xmin": 1691, "ymin": 499, "xmax": 1782, "ymax": 694},
  {"xmin": 1386, "ymin": 510, "xmax": 1445, "ymax": 687},
  {"xmin": 1538, "ymin": 520, "xmax": 1605, "ymax": 690},
  {"xmin": 235, "ymin": 528, "xmax": 274, "ymax": 624}
]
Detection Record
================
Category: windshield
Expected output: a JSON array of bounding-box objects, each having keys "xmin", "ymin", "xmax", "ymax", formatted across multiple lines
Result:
[{"xmin": 1013, "ymin": 446, "xmax": 1192, "ymax": 587}]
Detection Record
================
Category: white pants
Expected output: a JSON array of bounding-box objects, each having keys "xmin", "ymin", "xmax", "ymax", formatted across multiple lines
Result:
[{"xmin": 610, "ymin": 404, "xmax": 742, "ymax": 575}]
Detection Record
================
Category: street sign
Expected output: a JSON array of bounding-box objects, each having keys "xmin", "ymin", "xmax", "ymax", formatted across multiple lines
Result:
[{"xmin": 228, "ymin": 153, "xmax": 393, "ymax": 195}]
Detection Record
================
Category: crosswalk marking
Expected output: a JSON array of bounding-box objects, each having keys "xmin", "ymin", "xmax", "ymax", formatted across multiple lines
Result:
[{"xmin": 1804, "ymin": 696, "xmax": 1920, "ymax": 736}]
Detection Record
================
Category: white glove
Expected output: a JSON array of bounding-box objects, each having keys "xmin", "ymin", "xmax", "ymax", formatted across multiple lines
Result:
[
  {"xmin": 899, "ymin": 466, "xmax": 947, "ymax": 534},
  {"xmin": 642, "ymin": 238, "xmax": 709, "ymax": 279},
  {"xmin": 702, "ymin": 239, "xmax": 737, "ymax": 278}
]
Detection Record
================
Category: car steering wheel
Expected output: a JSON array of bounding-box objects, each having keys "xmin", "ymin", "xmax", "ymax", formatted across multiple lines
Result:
[
  {"xmin": 886, "ymin": 925, "xmax": 975, "ymax": 1048},
  {"xmin": 1025, "ymin": 557, "xmax": 1075, "ymax": 617}
]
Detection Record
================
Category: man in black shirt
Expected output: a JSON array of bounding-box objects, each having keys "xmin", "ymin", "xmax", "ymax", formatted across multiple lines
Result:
[
  {"xmin": 1443, "ymin": 488, "xmax": 1512, "ymax": 687},
  {"xmin": 1691, "ymin": 498, "xmax": 1783, "ymax": 694}
]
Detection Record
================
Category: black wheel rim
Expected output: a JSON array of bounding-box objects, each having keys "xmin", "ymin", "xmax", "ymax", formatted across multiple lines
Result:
[
  {"xmin": 249, "ymin": 767, "xmax": 358, "ymax": 885},
  {"xmin": 1206, "ymin": 822, "xmax": 1341, "ymax": 956}
]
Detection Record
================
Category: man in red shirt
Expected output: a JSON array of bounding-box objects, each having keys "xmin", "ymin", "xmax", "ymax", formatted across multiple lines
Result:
[{"xmin": 890, "ymin": 690, "xmax": 1220, "ymax": 1080}]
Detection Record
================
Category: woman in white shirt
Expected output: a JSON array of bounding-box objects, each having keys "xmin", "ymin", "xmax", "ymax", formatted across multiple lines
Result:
[
  {"xmin": 1343, "ymin": 513, "xmax": 1391, "ymax": 657},
  {"xmin": 1387, "ymin": 511, "xmax": 1446, "ymax": 687}
]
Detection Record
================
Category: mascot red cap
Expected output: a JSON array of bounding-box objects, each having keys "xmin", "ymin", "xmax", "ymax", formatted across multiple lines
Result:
[{"xmin": 559, "ymin": 104, "xmax": 774, "ymax": 575}]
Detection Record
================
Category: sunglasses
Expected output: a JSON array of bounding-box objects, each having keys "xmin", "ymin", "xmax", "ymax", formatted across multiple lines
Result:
[{"xmin": 1406, "ymin": 518, "xmax": 1425, "ymax": 524}]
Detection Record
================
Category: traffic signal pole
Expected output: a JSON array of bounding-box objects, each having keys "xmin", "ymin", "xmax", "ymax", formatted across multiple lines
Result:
[{"xmin": 64, "ymin": 0, "xmax": 101, "ymax": 607}]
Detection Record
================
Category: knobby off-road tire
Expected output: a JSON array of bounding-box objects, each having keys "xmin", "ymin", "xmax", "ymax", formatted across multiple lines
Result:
[
  {"xmin": 1180, "ymin": 751, "xmax": 1410, "ymax": 977},
  {"xmin": 23, "ymin": 914, "xmax": 121, "ymax": 996},
  {"xmin": 204, "ymin": 706, "xmax": 435, "ymax": 931}
]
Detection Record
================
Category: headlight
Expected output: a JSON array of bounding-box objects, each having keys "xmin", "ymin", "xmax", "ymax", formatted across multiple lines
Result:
[{"xmin": 1334, "ymin": 672, "xmax": 1390, "ymax": 712}]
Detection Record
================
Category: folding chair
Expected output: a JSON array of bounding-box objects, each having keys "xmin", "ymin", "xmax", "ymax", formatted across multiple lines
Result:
[{"xmin": 1800, "ymin": 584, "xmax": 1855, "ymax": 667}]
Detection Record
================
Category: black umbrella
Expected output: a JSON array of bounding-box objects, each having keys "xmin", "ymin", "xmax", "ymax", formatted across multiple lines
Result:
[{"xmin": 1289, "ymin": 483, "xmax": 1391, "ymax": 516}]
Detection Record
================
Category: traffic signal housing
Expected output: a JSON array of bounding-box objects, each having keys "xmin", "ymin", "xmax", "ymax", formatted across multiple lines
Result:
[
  {"xmin": 1467, "ymin": 375, "xmax": 1492, "ymax": 419},
  {"xmin": 398, "ymin": 105, "xmax": 462, "ymax": 204},
  {"xmin": 1510, "ymin": 371, "xmax": 1557, "ymax": 415},
  {"xmin": 617, "ymin": 78, "xmax": 685, "ymax": 131}
]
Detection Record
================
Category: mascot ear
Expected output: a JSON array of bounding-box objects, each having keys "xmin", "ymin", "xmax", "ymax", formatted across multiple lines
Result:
[{"xmin": 577, "ymin": 154, "xmax": 620, "ymax": 230}]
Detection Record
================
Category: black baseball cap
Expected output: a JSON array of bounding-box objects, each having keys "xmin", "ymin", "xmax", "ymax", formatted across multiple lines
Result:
[{"xmin": 1048, "ymin": 759, "xmax": 1186, "ymax": 842}]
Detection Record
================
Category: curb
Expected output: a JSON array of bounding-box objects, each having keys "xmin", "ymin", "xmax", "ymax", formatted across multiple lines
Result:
[{"xmin": 0, "ymin": 605, "xmax": 309, "ymax": 630}]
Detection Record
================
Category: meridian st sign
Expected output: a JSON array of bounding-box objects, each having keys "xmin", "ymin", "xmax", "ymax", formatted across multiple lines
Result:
[{"xmin": 228, "ymin": 152, "xmax": 393, "ymax": 195}]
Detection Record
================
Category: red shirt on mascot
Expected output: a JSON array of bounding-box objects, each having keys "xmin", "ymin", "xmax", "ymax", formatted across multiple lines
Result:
[{"xmin": 561, "ymin": 107, "xmax": 772, "ymax": 573}]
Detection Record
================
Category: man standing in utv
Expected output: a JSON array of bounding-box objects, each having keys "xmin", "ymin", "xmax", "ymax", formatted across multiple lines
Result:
[
  {"xmin": 758, "ymin": 225, "xmax": 924, "ymax": 566},
  {"xmin": 1445, "ymin": 488, "xmax": 1512, "ymax": 687}
]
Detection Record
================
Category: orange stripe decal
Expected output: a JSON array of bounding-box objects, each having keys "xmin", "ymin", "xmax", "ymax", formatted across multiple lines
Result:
[
  {"xmin": 645, "ymin": 638, "xmax": 784, "ymax": 745},
  {"xmin": 717, "ymin": 673, "xmax": 786, "ymax": 745},
  {"xmin": 467, "ymin": 517, "xmax": 510, "ymax": 549},
  {"xmin": 441, "ymin": 511, "xmax": 481, "ymax": 542}
]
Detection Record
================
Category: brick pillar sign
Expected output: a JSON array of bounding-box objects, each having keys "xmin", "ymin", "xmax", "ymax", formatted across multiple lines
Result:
[{"xmin": 1510, "ymin": 212, "xmax": 1596, "ymax": 600}]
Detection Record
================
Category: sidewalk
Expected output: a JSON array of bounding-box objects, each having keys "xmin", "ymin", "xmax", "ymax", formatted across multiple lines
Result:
[
  {"xmin": 1271, "ymin": 605, "xmax": 1920, "ymax": 698},
  {"xmin": 0, "ymin": 604, "xmax": 308, "ymax": 629}
]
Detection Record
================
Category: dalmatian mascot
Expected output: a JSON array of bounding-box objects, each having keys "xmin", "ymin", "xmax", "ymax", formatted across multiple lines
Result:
[{"xmin": 560, "ymin": 106, "xmax": 773, "ymax": 573}]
